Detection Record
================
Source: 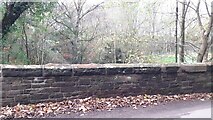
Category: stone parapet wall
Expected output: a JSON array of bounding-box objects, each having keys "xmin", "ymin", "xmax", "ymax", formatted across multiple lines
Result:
[{"xmin": 0, "ymin": 63, "xmax": 212, "ymax": 106}]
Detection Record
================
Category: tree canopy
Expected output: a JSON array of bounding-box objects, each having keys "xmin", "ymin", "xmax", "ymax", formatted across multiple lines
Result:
[
  {"xmin": 1, "ymin": 2, "xmax": 33, "ymax": 38},
  {"xmin": 0, "ymin": 0, "xmax": 212, "ymax": 64}
]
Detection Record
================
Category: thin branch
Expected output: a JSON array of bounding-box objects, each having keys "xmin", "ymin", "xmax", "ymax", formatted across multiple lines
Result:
[
  {"xmin": 177, "ymin": 43, "xmax": 199, "ymax": 52},
  {"xmin": 73, "ymin": 0, "xmax": 78, "ymax": 12},
  {"xmin": 185, "ymin": 41, "xmax": 200, "ymax": 49},
  {"xmin": 183, "ymin": 1, "xmax": 190, "ymax": 17},
  {"xmin": 196, "ymin": 0, "xmax": 201, "ymax": 12},
  {"xmin": 78, "ymin": 37, "xmax": 96, "ymax": 42},
  {"xmin": 59, "ymin": 3, "xmax": 76, "ymax": 29},
  {"xmin": 22, "ymin": 22, "xmax": 29, "ymax": 60},
  {"xmin": 185, "ymin": 17, "xmax": 197, "ymax": 29},
  {"xmin": 79, "ymin": 2, "xmax": 104, "ymax": 21},
  {"xmin": 196, "ymin": 0, "xmax": 206, "ymax": 34},
  {"xmin": 50, "ymin": 36, "xmax": 95, "ymax": 48},
  {"xmin": 204, "ymin": 0, "xmax": 210, "ymax": 17},
  {"xmin": 79, "ymin": 0, "xmax": 87, "ymax": 13},
  {"xmin": 60, "ymin": 2, "xmax": 74, "ymax": 20},
  {"xmin": 190, "ymin": 0, "xmax": 197, "ymax": 8},
  {"xmin": 178, "ymin": 1, "xmax": 196, "ymax": 11},
  {"xmin": 52, "ymin": 17, "xmax": 74, "ymax": 33},
  {"xmin": 205, "ymin": 2, "xmax": 213, "ymax": 37},
  {"xmin": 46, "ymin": 20, "xmax": 57, "ymax": 28}
]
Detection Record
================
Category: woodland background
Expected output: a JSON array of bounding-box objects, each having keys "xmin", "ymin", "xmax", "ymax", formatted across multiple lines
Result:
[{"xmin": 0, "ymin": 0, "xmax": 212, "ymax": 65}]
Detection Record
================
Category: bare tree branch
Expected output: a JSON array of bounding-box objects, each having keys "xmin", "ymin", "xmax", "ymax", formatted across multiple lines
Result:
[
  {"xmin": 60, "ymin": 2, "xmax": 75, "ymax": 21},
  {"xmin": 205, "ymin": 2, "xmax": 213, "ymax": 37},
  {"xmin": 195, "ymin": 0, "xmax": 206, "ymax": 34},
  {"xmin": 183, "ymin": 1, "xmax": 190, "ymax": 17},
  {"xmin": 204, "ymin": 0, "xmax": 211, "ymax": 17},
  {"xmin": 178, "ymin": 1, "xmax": 196, "ymax": 11},
  {"xmin": 79, "ymin": 2, "xmax": 104, "ymax": 21},
  {"xmin": 52, "ymin": 17, "xmax": 74, "ymax": 33}
]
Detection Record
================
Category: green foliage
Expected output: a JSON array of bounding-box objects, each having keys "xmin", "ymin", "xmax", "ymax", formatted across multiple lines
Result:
[
  {"xmin": 0, "ymin": 2, "xmax": 6, "ymax": 20},
  {"xmin": 1, "ymin": 0, "xmax": 209, "ymax": 65},
  {"xmin": 30, "ymin": 2, "xmax": 55, "ymax": 23},
  {"xmin": 10, "ymin": 44, "xmax": 30, "ymax": 64},
  {"xmin": 156, "ymin": 55, "xmax": 175, "ymax": 63},
  {"xmin": 1, "ymin": 2, "xmax": 56, "ymax": 64}
]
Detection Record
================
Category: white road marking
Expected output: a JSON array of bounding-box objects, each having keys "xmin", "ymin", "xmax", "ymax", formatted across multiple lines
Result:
[{"xmin": 181, "ymin": 108, "xmax": 211, "ymax": 118}]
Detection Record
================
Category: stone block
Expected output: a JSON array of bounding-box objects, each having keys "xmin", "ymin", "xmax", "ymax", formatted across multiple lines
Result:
[
  {"xmin": 169, "ymin": 82, "xmax": 181, "ymax": 88},
  {"xmin": 78, "ymin": 78, "xmax": 91, "ymax": 85},
  {"xmin": 59, "ymin": 76, "xmax": 79, "ymax": 82},
  {"xmin": 51, "ymin": 82, "xmax": 75, "ymax": 87},
  {"xmin": 101, "ymin": 82, "xmax": 114, "ymax": 90},
  {"xmin": 31, "ymin": 83, "xmax": 51, "ymax": 88},
  {"xmin": 49, "ymin": 93, "xmax": 64, "ymax": 99},
  {"xmin": 38, "ymin": 87, "xmax": 61, "ymax": 93},
  {"xmin": 180, "ymin": 64, "xmax": 207, "ymax": 73},
  {"xmin": 43, "ymin": 68, "xmax": 72, "ymax": 76},
  {"xmin": 181, "ymin": 81, "xmax": 194, "ymax": 87},
  {"xmin": 106, "ymin": 67, "xmax": 133, "ymax": 75},
  {"xmin": 11, "ymin": 84, "xmax": 31, "ymax": 90},
  {"xmin": 74, "ymin": 68, "xmax": 106, "ymax": 76},
  {"xmin": 2, "ymin": 84, "xmax": 12, "ymax": 91},
  {"xmin": 161, "ymin": 65, "xmax": 180, "ymax": 73},
  {"xmin": 61, "ymin": 86, "xmax": 79, "ymax": 92},
  {"xmin": 206, "ymin": 63, "xmax": 213, "ymax": 72},
  {"xmin": 14, "ymin": 94, "xmax": 30, "ymax": 104},
  {"xmin": 2, "ymin": 68, "xmax": 42, "ymax": 77},
  {"xmin": 30, "ymin": 93, "xmax": 49, "ymax": 100},
  {"xmin": 5, "ymin": 90, "xmax": 23, "ymax": 98}
]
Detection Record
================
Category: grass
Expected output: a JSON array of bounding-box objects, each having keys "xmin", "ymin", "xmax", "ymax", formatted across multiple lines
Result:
[
  {"xmin": 152, "ymin": 54, "xmax": 197, "ymax": 64},
  {"xmin": 152, "ymin": 54, "xmax": 176, "ymax": 64},
  {"xmin": 157, "ymin": 56, "xmax": 175, "ymax": 63}
]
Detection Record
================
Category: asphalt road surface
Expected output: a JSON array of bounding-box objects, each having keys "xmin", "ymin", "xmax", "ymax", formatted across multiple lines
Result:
[{"xmin": 52, "ymin": 100, "xmax": 212, "ymax": 118}]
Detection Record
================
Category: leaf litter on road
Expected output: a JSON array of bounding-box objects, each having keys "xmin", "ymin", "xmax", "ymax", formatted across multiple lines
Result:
[{"xmin": 0, "ymin": 93, "xmax": 212, "ymax": 118}]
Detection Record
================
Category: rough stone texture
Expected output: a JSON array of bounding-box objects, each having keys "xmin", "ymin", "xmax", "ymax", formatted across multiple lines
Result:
[{"xmin": 0, "ymin": 63, "xmax": 212, "ymax": 106}]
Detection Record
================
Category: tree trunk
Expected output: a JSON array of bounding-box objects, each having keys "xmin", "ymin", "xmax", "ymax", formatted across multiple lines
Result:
[
  {"xmin": 22, "ymin": 22, "xmax": 30, "ymax": 64},
  {"xmin": 197, "ymin": 1, "xmax": 213, "ymax": 62},
  {"xmin": 197, "ymin": 35, "xmax": 208, "ymax": 62},
  {"xmin": 175, "ymin": 0, "xmax": 178, "ymax": 63},
  {"xmin": 204, "ymin": 47, "xmax": 209, "ymax": 62},
  {"xmin": 179, "ymin": 0, "xmax": 186, "ymax": 63},
  {"xmin": 1, "ymin": 2, "xmax": 33, "ymax": 38}
]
